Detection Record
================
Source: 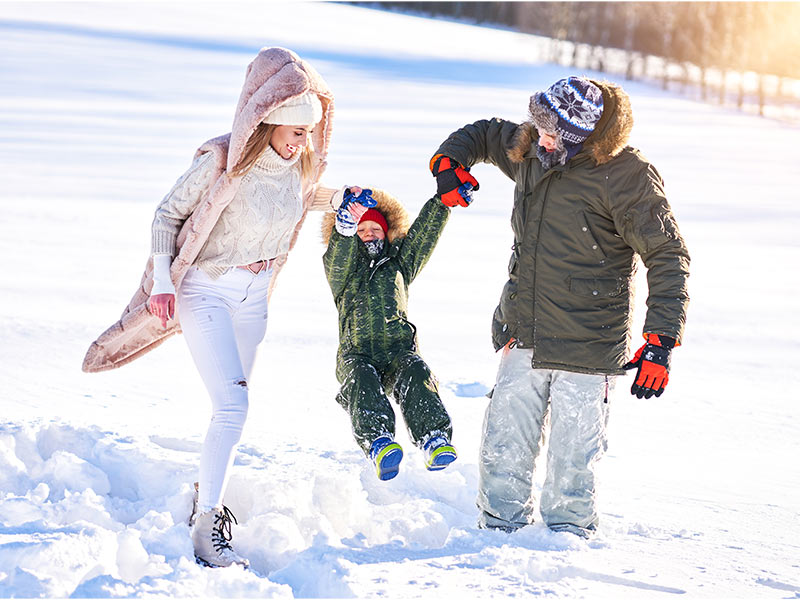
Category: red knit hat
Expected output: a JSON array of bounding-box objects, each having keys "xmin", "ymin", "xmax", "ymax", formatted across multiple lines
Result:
[{"xmin": 359, "ymin": 208, "xmax": 389, "ymax": 236}]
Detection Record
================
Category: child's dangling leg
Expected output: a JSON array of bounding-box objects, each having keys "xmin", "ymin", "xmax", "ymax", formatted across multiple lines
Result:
[
  {"xmin": 385, "ymin": 351, "xmax": 457, "ymax": 471},
  {"xmin": 336, "ymin": 354, "xmax": 404, "ymax": 480}
]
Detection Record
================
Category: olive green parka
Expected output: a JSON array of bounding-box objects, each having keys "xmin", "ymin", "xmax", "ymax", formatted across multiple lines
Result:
[
  {"xmin": 434, "ymin": 80, "xmax": 690, "ymax": 374},
  {"xmin": 322, "ymin": 191, "xmax": 450, "ymax": 373}
]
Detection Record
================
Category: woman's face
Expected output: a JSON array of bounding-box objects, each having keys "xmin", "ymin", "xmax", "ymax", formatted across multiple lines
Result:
[{"xmin": 270, "ymin": 125, "xmax": 310, "ymax": 159}]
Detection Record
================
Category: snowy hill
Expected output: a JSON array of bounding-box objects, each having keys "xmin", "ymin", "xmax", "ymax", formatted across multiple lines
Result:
[{"xmin": 1, "ymin": 2, "xmax": 799, "ymax": 598}]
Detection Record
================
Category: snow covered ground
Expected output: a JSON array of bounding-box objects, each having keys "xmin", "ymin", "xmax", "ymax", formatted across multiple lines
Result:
[{"xmin": 1, "ymin": 2, "xmax": 799, "ymax": 598}]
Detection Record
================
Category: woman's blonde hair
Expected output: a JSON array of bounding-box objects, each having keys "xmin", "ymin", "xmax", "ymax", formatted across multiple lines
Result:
[{"xmin": 230, "ymin": 122, "xmax": 315, "ymax": 182}]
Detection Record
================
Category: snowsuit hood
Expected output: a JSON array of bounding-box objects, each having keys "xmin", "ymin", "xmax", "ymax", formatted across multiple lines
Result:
[
  {"xmin": 83, "ymin": 47, "xmax": 333, "ymax": 373},
  {"xmin": 321, "ymin": 188, "xmax": 410, "ymax": 246}
]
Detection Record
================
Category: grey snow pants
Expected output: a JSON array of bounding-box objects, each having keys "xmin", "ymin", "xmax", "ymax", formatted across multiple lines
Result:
[{"xmin": 478, "ymin": 347, "xmax": 613, "ymax": 536}]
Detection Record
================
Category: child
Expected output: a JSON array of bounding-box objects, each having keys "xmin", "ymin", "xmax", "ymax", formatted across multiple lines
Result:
[{"xmin": 322, "ymin": 188, "xmax": 464, "ymax": 480}]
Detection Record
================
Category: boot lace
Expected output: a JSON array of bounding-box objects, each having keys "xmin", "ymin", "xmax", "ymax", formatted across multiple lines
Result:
[{"xmin": 211, "ymin": 506, "xmax": 239, "ymax": 554}]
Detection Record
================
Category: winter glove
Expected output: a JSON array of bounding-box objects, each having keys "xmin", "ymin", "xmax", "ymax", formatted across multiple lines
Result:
[
  {"xmin": 330, "ymin": 185, "xmax": 376, "ymax": 211},
  {"xmin": 429, "ymin": 154, "xmax": 479, "ymax": 207},
  {"xmin": 334, "ymin": 188, "xmax": 377, "ymax": 236},
  {"xmin": 623, "ymin": 334, "xmax": 676, "ymax": 398}
]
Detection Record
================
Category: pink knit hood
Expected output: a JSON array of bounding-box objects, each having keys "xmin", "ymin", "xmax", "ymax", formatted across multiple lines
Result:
[{"xmin": 227, "ymin": 47, "xmax": 333, "ymax": 172}]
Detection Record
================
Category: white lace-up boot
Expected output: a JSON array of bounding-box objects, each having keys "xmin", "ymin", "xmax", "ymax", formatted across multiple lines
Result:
[{"xmin": 188, "ymin": 483, "xmax": 249, "ymax": 568}]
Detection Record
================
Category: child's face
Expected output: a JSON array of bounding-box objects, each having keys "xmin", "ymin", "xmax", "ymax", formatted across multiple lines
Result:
[{"xmin": 357, "ymin": 220, "xmax": 385, "ymax": 242}]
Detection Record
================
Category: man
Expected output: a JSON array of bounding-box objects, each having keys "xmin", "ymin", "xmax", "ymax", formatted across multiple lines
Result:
[{"xmin": 431, "ymin": 77, "xmax": 690, "ymax": 538}]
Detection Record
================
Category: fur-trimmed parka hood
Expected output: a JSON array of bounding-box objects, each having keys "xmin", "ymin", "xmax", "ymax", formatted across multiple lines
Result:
[
  {"xmin": 228, "ymin": 47, "xmax": 334, "ymax": 172},
  {"xmin": 321, "ymin": 189, "xmax": 410, "ymax": 246},
  {"xmin": 507, "ymin": 79, "xmax": 633, "ymax": 167}
]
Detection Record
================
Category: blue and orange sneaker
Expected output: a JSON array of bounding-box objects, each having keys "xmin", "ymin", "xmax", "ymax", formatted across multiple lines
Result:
[
  {"xmin": 423, "ymin": 435, "xmax": 457, "ymax": 471},
  {"xmin": 370, "ymin": 436, "xmax": 403, "ymax": 481}
]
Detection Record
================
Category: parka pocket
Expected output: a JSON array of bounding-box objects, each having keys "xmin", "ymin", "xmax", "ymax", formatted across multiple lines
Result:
[
  {"xmin": 490, "ymin": 276, "xmax": 518, "ymax": 350},
  {"xmin": 574, "ymin": 211, "xmax": 608, "ymax": 258},
  {"xmin": 568, "ymin": 276, "xmax": 624, "ymax": 298},
  {"xmin": 623, "ymin": 206, "xmax": 683, "ymax": 255},
  {"xmin": 491, "ymin": 304, "xmax": 511, "ymax": 351}
]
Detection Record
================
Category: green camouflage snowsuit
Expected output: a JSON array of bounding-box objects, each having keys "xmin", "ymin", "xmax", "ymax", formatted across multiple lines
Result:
[{"xmin": 322, "ymin": 192, "xmax": 453, "ymax": 455}]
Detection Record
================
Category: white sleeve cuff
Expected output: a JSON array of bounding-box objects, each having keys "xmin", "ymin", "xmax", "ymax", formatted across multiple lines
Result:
[
  {"xmin": 330, "ymin": 186, "xmax": 348, "ymax": 211},
  {"xmin": 150, "ymin": 254, "xmax": 176, "ymax": 296}
]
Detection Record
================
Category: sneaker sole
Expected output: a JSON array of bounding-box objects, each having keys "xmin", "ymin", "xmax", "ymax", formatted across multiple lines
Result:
[
  {"xmin": 426, "ymin": 446, "xmax": 457, "ymax": 471},
  {"xmin": 375, "ymin": 443, "xmax": 403, "ymax": 480}
]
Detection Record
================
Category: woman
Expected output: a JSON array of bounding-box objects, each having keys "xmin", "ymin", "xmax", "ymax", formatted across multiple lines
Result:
[{"xmin": 83, "ymin": 47, "xmax": 357, "ymax": 568}]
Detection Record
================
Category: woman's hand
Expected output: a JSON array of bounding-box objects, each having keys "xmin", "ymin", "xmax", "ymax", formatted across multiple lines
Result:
[
  {"xmin": 345, "ymin": 187, "xmax": 371, "ymax": 221},
  {"xmin": 348, "ymin": 202, "xmax": 368, "ymax": 221},
  {"xmin": 149, "ymin": 294, "xmax": 175, "ymax": 329},
  {"xmin": 331, "ymin": 185, "xmax": 364, "ymax": 211}
]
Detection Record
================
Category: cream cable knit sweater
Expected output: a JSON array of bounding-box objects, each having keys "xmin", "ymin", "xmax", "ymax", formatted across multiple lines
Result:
[{"xmin": 152, "ymin": 146, "xmax": 334, "ymax": 280}]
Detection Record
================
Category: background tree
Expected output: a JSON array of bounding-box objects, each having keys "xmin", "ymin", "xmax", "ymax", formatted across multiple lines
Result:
[{"xmin": 353, "ymin": 1, "xmax": 800, "ymax": 120}]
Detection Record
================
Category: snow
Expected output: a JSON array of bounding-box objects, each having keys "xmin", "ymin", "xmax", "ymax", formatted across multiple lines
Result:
[{"xmin": 1, "ymin": 1, "xmax": 800, "ymax": 598}]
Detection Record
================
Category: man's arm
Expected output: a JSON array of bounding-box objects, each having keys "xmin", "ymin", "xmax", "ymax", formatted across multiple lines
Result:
[
  {"xmin": 433, "ymin": 118, "xmax": 522, "ymax": 181},
  {"xmin": 610, "ymin": 160, "xmax": 690, "ymax": 343},
  {"xmin": 609, "ymin": 159, "xmax": 689, "ymax": 399}
]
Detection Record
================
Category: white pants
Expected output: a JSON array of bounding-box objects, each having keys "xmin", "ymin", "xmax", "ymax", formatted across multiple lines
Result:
[
  {"xmin": 177, "ymin": 266, "xmax": 271, "ymax": 512},
  {"xmin": 478, "ymin": 347, "xmax": 613, "ymax": 535}
]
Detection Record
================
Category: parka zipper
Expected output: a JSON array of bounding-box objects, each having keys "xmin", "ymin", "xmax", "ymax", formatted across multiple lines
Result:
[{"xmin": 527, "ymin": 169, "xmax": 556, "ymax": 360}]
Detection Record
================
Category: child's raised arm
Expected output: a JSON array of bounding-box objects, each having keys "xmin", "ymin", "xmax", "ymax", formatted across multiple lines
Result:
[
  {"xmin": 323, "ymin": 188, "xmax": 375, "ymax": 300},
  {"xmin": 396, "ymin": 196, "xmax": 452, "ymax": 284}
]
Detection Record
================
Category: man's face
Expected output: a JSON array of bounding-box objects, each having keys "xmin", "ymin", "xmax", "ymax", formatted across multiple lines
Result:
[
  {"xmin": 357, "ymin": 220, "xmax": 385, "ymax": 242},
  {"xmin": 539, "ymin": 132, "xmax": 558, "ymax": 153}
]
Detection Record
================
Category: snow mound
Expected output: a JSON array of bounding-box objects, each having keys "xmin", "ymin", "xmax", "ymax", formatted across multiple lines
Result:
[
  {"xmin": 1, "ymin": 420, "xmax": 635, "ymax": 597},
  {"xmin": 0, "ymin": 420, "xmax": 490, "ymax": 597},
  {"xmin": 0, "ymin": 422, "xmax": 292, "ymax": 596}
]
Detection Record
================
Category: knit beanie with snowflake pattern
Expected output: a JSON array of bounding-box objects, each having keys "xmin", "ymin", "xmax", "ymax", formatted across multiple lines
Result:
[
  {"xmin": 529, "ymin": 77, "xmax": 604, "ymax": 145},
  {"xmin": 527, "ymin": 77, "xmax": 604, "ymax": 169}
]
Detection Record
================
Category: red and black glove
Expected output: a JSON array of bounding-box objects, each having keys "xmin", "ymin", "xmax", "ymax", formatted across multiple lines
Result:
[
  {"xmin": 623, "ymin": 334, "xmax": 676, "ymax": 399},
  {"xmin": 430, "ymin": 154, "xmax": 479, "ymax": 207}
]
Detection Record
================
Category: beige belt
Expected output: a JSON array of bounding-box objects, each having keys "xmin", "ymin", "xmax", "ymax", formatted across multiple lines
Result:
[{"xmin": 238, "ymin": 258, "xmax": 274, "ymax": 275}]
